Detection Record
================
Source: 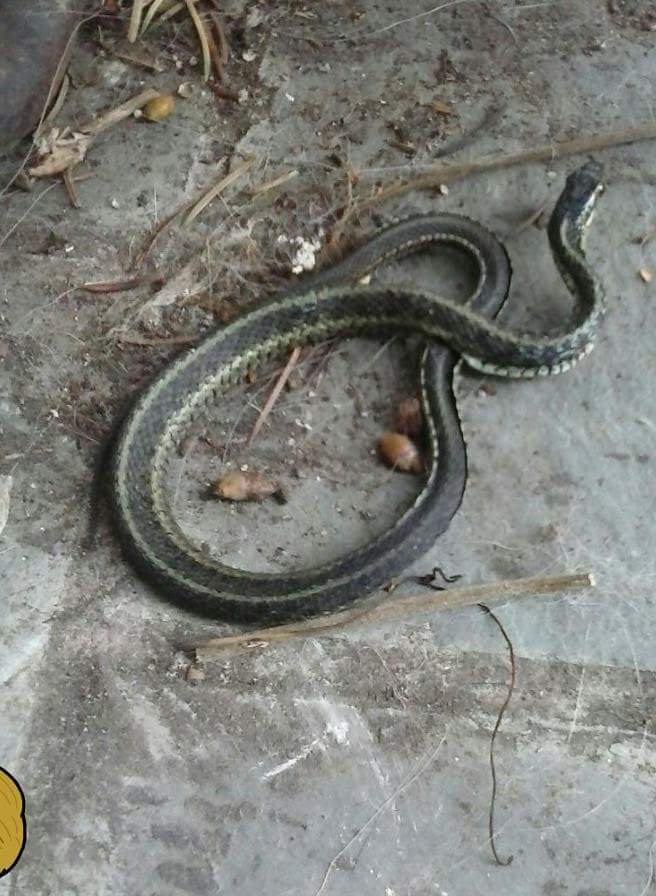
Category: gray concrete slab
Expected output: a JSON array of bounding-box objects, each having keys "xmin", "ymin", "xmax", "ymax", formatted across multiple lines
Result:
[{"xmin": 1, "ymin": 1, "xmax": 655, "ymax": 894}]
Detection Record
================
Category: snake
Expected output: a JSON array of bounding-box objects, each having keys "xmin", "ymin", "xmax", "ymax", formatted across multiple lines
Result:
[{"xmin": 108, "ymin": 161, "xmax": 605, "ymax": 623}]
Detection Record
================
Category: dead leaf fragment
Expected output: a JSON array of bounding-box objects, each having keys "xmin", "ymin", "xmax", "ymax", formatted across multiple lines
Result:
[
  {"xmin": 429, "ymin": 99, "xmax": 455, "ymax": 117},
  {"xmin": 185, "ymin": 664, "xmax": 205, "ymax": 683},
  {"xmin": 378, "ymin": 432, "xmax": 423, "ymax": 474},
  {"xmin": 28, "ymin": 128, "xmax": 90, "ymax": 177},
  {"xmin": 212, "ymin": 471, "xmax": 281, "ymax": 502}
]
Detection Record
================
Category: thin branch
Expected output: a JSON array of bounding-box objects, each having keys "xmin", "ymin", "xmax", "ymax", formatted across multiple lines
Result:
[
  {"xmin": 247, "ymin": 346, "xmax": 301, "ymax": 446},
  {"xmin": 348, "ymin": 124, "xmax": 656, "ymax": 221},
  {"xmin": 478, "ymin": 603, "xmax": 515, "ymax": 867},
  {"xmin": 193, "ymin": 572, "xmax": 595, "ymax": 659}
]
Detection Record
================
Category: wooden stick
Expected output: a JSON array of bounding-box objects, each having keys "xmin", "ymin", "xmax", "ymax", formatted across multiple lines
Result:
[
  {"xmin": 85, "ymin": 88, "xmax": 161, "ymax": 135},
  {"xmin": 350, "ymin": 123, "xmax": 656, "ymax": 219},
  {"xmin": 194, "ymin": 572, "xmax": 595, "ymax": 659}
]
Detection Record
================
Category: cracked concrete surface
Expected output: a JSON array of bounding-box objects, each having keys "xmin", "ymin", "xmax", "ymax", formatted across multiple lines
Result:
[{"xmin": 1, "ymin": 1, "xmax": 656, "ymax": 894}]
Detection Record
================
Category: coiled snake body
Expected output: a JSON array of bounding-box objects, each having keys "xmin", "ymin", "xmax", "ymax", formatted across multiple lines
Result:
[{"xmin": 109, "ymin": 162, "xmax": 605, "ymax": 622}]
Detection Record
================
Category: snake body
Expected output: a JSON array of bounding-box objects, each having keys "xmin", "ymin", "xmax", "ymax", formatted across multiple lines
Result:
[{"xmin": 109, "ymin": 162, "xmax": 605, "ymax": 623}]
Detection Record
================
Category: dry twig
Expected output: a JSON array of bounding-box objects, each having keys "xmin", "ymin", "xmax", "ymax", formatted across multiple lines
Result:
[
  {"xmin": 349, "ymin": 124, "xmax": 656, "ymax": 221},
  {"xmin": 79, "ymin": 273, "xmax": 164, "ymax": 293}
]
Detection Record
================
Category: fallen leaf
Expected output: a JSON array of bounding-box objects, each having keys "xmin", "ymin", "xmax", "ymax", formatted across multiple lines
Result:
[{"xmin": 28, "ymin": 128, "xmax": 90, "ymax": 177}]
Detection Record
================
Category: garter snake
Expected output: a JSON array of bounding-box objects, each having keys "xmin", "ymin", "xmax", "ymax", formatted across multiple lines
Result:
[{"xmin": 109, "ymin": 161, "xmax": 605, "ymax": 623}]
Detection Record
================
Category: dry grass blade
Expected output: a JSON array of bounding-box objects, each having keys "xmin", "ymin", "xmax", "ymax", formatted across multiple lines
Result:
[
  {"xmin": 249, "ymin": 169, "xmax": 298, "ymax": 196},
  {"xmin": 139, "ymin": 0, "xmax": 170, "ymax": 34},
  {"xmin": 153, "ymin": 0, "xmax": 200, "ymax": 27},
  {"xmin": 62, "ymin": 166, "xmax": 80, "ymax": 208},
  {"xmin": 204, "ymin": 21, "xmax": 225, "ymax": 81},
  {"xmin": 133, "ymin": 204, "xmax": 186, "ymax": 267},
  {"xmin": 128, "ymin": 0, "xmax": 146, "ymax": 41},
  {"xmin": 194, "ymin": 572, "xmax": 595, "ymax": 658},
  {"xmin": 247, "ymin": 346, "xmax": 301, "ymax": 447},
  {"xmin": 183, "ymin": 0, "xmax": 211, "ymax": 81},
  {"xmin": 182, "ymin": 158, "xmax": 252, "ymax": 226},
  {"xmin": 36, "ymin": 72, "xmax": 70, "ymax": 139}
]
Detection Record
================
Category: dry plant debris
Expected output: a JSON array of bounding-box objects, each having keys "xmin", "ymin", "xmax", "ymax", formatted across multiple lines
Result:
[
  {"xmin": 192, "ymin": 573, "xmax": 595, "ymax": 657},
  {"xmin": 378, "ymin": 432, "xmax": 423, "ymax": 474},
  {"xmin": 28, "ymin": 88, "xmax": 161, "ymax": 179},
  {"xmin": 211, "ymin": 471, "xmax": 284, "ymax": 503}
]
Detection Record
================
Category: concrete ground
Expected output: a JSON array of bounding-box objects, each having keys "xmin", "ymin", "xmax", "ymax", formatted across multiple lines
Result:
[{"xmin": 1, "ymin": 1, "xmax": 656, "ymax": 894}]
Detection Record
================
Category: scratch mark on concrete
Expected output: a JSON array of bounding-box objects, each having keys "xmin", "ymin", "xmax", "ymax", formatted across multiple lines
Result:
[{"xmin": 262, "ymin": 737, "xmax": 322, "ymax": 780}]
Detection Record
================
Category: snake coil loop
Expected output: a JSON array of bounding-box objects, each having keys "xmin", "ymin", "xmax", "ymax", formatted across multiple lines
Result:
[{"xmin": 109, "ymin": 162, "xmax": 605, "ymax": 622}]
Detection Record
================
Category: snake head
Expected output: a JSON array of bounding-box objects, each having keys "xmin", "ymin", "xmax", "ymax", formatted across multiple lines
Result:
[
  {"xmin": 549, "ymin": 160, "xmax": 605, "ymax": 251},
  {"xmin": 563, "ymin": 160, "xmax": 605, "ymax": 221}
]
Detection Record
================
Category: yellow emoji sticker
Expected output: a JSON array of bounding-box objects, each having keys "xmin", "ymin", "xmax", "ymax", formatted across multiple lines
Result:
[{"xmin": 0, "ymin": 767, "xmax": 26, "ymax": 877}]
